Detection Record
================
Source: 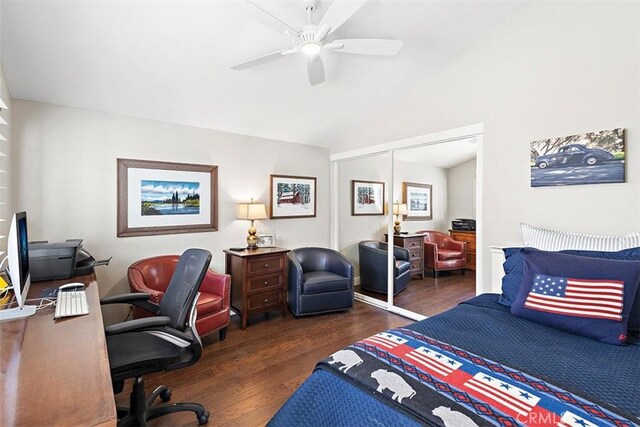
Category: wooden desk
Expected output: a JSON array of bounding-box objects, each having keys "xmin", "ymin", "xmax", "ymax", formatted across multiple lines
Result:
[{"xmin": 0, "ymin": 273, "xmax": 116, "ymax": 427}]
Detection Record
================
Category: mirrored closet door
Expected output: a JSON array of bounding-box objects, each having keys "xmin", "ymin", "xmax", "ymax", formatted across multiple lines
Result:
[
  {"xmin": 336, "ymin": 152, "xmax": 394, "ymax": 308},
  {"xmin": 391, "ymin": 142, "xmax": 478, "ymax": 317}
]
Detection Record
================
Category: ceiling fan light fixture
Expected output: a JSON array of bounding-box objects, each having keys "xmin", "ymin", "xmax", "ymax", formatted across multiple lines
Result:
[{"xmin": 300, "ymin": 42, "xmax": 322, "ymax": 56}]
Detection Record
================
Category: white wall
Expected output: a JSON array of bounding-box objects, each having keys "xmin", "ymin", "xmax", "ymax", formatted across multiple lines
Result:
[
  {"xmin": 335, "ymin": 2, "xmax": 640, "ymax": 287},
  {"xmin": 12, "ymin": 100, "xmax": 331, "ymax": 324},
  {"xmin": 447, "ymin": 158, "xmax": 476, "ymax": 227}
]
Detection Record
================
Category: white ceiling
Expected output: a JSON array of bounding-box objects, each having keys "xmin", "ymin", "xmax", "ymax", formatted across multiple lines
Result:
[{"xmin": 0, "ymin": 0, "xmax": 524, "ymax": 151}]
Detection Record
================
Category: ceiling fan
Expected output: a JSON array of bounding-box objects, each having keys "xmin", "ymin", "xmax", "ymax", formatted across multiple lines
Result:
[{"xmin": 232, "ymin": 0, "xmax": 403, "ymax": 86}]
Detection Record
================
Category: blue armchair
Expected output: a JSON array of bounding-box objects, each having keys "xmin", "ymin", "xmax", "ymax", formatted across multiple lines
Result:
[
  {"xmin": 287, "ymin": 247, "xmax": 354, "ymax": 316},
  {"xmin": 358, "ymin": 240, "xmax": 411, "ymax": 295}
]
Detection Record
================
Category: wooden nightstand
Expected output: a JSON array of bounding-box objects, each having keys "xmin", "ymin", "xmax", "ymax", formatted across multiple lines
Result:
[
  {"xmin": 384, "ymin": 233, "xmax": 425, "ymax": 279},
  {"xmin": 449, "ymin": 230, "xmax": 476, "ymax": 271},
  {"xmin": 223, "ymin": 247, "xmax": 289, "ymax": 329}
]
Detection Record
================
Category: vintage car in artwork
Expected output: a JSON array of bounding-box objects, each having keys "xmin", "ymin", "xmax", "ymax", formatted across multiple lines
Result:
[{"xmin": 534, "ymin": 144, "xmax": 614, "ymax": 169}]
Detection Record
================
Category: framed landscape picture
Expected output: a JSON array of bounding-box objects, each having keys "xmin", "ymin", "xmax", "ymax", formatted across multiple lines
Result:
[
  {"xmin": 530, "ymin": 128, "xmax": 625, "ymax": 187},
  {"xmin": 117, "ymin": 158, "xmax": 218, "ymax": 237},
  {"xmin": 270, "ymin": 174, "xmax": 316, "ymax": 219},
  {"xmin": 351, "ymin": 180, "xmax": 385, "ymax": 216},
  {"xmin": 403, "ymin": 182, "xmax": 432, "ymax": 221}
]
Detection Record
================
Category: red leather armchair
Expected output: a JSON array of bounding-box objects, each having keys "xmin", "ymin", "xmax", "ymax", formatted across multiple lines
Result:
[
  {"xmin": 416, "ymin": 230, "xmax": 467, "ymax": 277},
  {"xmin": 128, "ymin": 255, "xmax": 231, "ymax": 340}
]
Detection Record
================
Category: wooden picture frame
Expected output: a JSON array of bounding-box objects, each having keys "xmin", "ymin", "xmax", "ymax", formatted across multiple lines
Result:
[
  {"xmin": 270, "ymin": 174, "xmax": 317, "ymax": 219},
  {"xmin": 117, "ymin": 158, "xmax": 218, "ymax": 237},
  {"xmin": 403, "ymin": 182, "xmax": 432, "ymax": 221},
  {"xmin": 351, "ymin": 180, "xmax": 385, "ymax": 216}
]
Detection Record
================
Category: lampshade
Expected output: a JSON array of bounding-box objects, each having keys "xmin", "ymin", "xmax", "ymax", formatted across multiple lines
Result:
[
  {"xmin": 237, "ymin": 199, "xmax": 267, "ymax": 221},
  {"xmin": 393, "ymin": 203, "xmax": 408, "ymax": 216}
]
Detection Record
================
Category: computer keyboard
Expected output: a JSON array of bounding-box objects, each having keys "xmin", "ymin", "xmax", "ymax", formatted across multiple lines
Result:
[{"xmin": 55, "ymin": 290, "xmax": 89, "ymax": 319}]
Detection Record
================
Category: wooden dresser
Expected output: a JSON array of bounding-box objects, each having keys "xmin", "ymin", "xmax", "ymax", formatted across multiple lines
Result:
[
  {"xmin": 385, "ymin": 233, "xmax": 425, "ymax": 279},
  {"xmin": 449, "ymin": 230, "xmax": 476, "ymax": 271},
  {"xmin": 224, "ymin": 247, "xmax": 289, "ymax": 329}
]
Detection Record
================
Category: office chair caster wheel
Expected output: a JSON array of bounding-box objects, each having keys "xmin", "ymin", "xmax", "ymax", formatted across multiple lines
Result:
[
  {"xmin": 197, "ymin": 410, "xmax": 210, "ymax": 425},
  {"xmin": 159, "ymin": 389, "xmax": 171, "ymax": 402}
]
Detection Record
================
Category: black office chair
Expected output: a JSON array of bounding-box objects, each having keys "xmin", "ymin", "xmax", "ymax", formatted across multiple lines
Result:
[
  {"xmin": 100, "ymin": 248, "xmax": 212, "ymax": 426},
  {"xmin": 358, "ymin": 241, "xmax": 411, "ymax": 295}
]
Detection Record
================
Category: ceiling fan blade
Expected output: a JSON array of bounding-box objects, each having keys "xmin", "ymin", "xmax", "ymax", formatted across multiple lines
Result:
[
  {"xmin": 243, "ymin": 0, "xmax": 300, "ymax": 41},
  {"xmin": 318, "ymin": 0, "xmax": 368, "ymax": 36},
  {"xmin": 314, "ymin": 24, "xmax": 330, "ymax": 42},
  {"xmin": 330, "ymin": 39, "xmax": 403, "ymax": 56},
  {"xmin": 231, "ymin": 49, "xmax": 290, "ymax": 70},
  {"xmin": 307, "ymin": 56, "xmax": 325, "ymax": 86}
]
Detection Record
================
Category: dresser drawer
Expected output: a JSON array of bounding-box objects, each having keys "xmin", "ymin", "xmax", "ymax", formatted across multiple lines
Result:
[
  {"xmin": 247, "ymin": 255, "xmax": 284, "ymax": 276},
  {"xmin": 410, "ymin": 259, "xmax": 423, "ymax": 273},
  {"xmin": 450, "ymin": 232, "xmax": 476, "ymax": 251},
  {"xmin": 247, "ymin": 289, "xmax": 283, "ymax": 311},
  {"xmin": 403, "ymin": 237, "xmax": 423, "ymax": 249},
  {"xmin": 248, "ymin": 273, "xmax": 284, "ymax": 292},
  {"xmin": 408, "ymin": 248, "xmax": 422, "ymax": 261}
]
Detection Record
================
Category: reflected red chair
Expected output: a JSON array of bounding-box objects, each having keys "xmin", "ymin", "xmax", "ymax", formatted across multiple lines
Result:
[
  {"xmin": 416, "ymin": 230, "xmax": 467, "ymax": 277},
  {"xmin": 128, "ymin": 255, "xmax": 230, "ymax": 340}
]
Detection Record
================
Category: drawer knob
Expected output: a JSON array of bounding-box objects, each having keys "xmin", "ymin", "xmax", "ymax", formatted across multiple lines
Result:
[
  {"xmin": 264, "ymin": 281, "xmax": 269, "ymax": 285},
  {"xmin": 264, "ymin": 298, "xmax": 269, "ymax": 303},
  {"xmin": 264, "ymin": 263, "xmax": 270, "ymax": 268}
]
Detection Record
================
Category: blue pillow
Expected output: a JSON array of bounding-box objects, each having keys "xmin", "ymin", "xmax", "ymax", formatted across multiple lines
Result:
[
  {"xmin": 499, "ymin": 246, "xmax": 640, "ymax": 336},
  {"xmin": 510, "ymin": 249, "xmax": 640, "ymax": 345}
]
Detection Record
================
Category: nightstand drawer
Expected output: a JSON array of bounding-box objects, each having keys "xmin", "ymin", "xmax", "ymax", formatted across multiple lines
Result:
[
  {"xmin": 408, "ymin": 247, "xmax": 422, "ymax": 259},
  {"xmin": 247, "ymin": 255, "xmax": 284, "ymax": 276},
  {"xmin": 248, "ymin": 289, "xmax": 283, "ymax": 311},
  {"xmin": 410, "ymin": 259, "xmax": 423, "ymax": 272},
  {"xmin": 404, "ymin": 237, "xmax": 423, "ymax": 249},
  {"xmin": 248, "ymin": 273, "xmax": 283, "ymax": 292}
]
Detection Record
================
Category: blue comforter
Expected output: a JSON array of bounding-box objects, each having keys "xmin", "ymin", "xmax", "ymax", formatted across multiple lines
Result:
[{"xmin": 269, "ymin": 294, "xmax": 640, "ymax": 426}]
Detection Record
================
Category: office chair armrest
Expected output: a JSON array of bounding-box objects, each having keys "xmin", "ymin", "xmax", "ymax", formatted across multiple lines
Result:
[
  {"xmin": 100, "ymin": 293, "xmax": 160, "ymax": 315},
  {"xmin": 104, "ymin": 316, "xmax": 172, "ymax": 336}
]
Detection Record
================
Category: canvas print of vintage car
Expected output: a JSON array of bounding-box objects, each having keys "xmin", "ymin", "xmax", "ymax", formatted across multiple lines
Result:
[{"xmin": 530, "ymin": 128, "xmax": 624, "ymax": 187}]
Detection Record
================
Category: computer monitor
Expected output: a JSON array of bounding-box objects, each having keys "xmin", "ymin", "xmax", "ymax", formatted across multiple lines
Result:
[{"xmin": 0, "ymin": 212, "xmax": 36, "ymax": 321}]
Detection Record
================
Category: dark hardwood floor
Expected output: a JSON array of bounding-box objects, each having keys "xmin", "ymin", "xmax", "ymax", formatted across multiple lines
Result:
[
  {"xmin": 355, "ymin": 270, "xmax": 476, "ymax": 316},
  {"xmin": 115, "ymin": 280, "xmax": 474, "ymax": 426}
]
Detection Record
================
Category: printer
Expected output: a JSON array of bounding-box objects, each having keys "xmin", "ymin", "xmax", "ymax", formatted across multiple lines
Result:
[
  {"xmin": 451, "ymin": 218, "xmax": 476, "ymax": 231},
  {"xmin": 28, "ymin": 239, "xmax": 111, "ymax": 282}
]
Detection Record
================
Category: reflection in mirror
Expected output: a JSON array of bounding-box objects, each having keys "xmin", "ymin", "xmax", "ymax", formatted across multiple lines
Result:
[
  {"xmin": 337, "ymin": 153, "xmax": 392, "ymax": 305},
  {"xmin": 391, "ymin": 140, "xmax": 478, "ymax": 316}
]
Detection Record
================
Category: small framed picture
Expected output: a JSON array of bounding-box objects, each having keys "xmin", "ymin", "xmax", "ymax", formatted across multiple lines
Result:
[
  {"xmin": 403, "ymin": 182, "xmax": 432, "ymax": 221},
  {"xmin": 257, "ymin": 233, "xmax": 276, "ymax": 248},
  {"xmin": 270, "ymin": 174, "xmax": 317, "ymax": 219},
  {"xmin": 352, "ymin": 180, "xmax": 385, "ymax": 216}
]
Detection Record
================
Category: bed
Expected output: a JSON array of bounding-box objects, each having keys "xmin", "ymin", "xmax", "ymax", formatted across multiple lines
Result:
[{"xmin": 268, "ymin": 248, "xmax": 640, "ymax": 427}]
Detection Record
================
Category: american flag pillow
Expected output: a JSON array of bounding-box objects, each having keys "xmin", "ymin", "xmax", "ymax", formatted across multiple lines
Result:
[
  {"xmin": 511, "ymin": 249, "xmax": 640, "ymax": 345},
  {"xmin": 524, "ymin": 274, "xmax": 623, "ymax": 321}
]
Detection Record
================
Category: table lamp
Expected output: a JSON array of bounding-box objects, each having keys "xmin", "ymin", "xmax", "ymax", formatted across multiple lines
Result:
[
  {"xmin": 237, "ymin": 198, "xmax": 268, "ymax": 249},
  {"xmin": 393, "ymin": 202, "xmax": 408, "ymax": 234}
]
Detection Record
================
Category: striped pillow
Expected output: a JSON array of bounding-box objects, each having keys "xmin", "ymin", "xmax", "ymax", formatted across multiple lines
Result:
[{"xmin": 520, "ymin": 223, "xmax": 640, "ymax": 252}]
